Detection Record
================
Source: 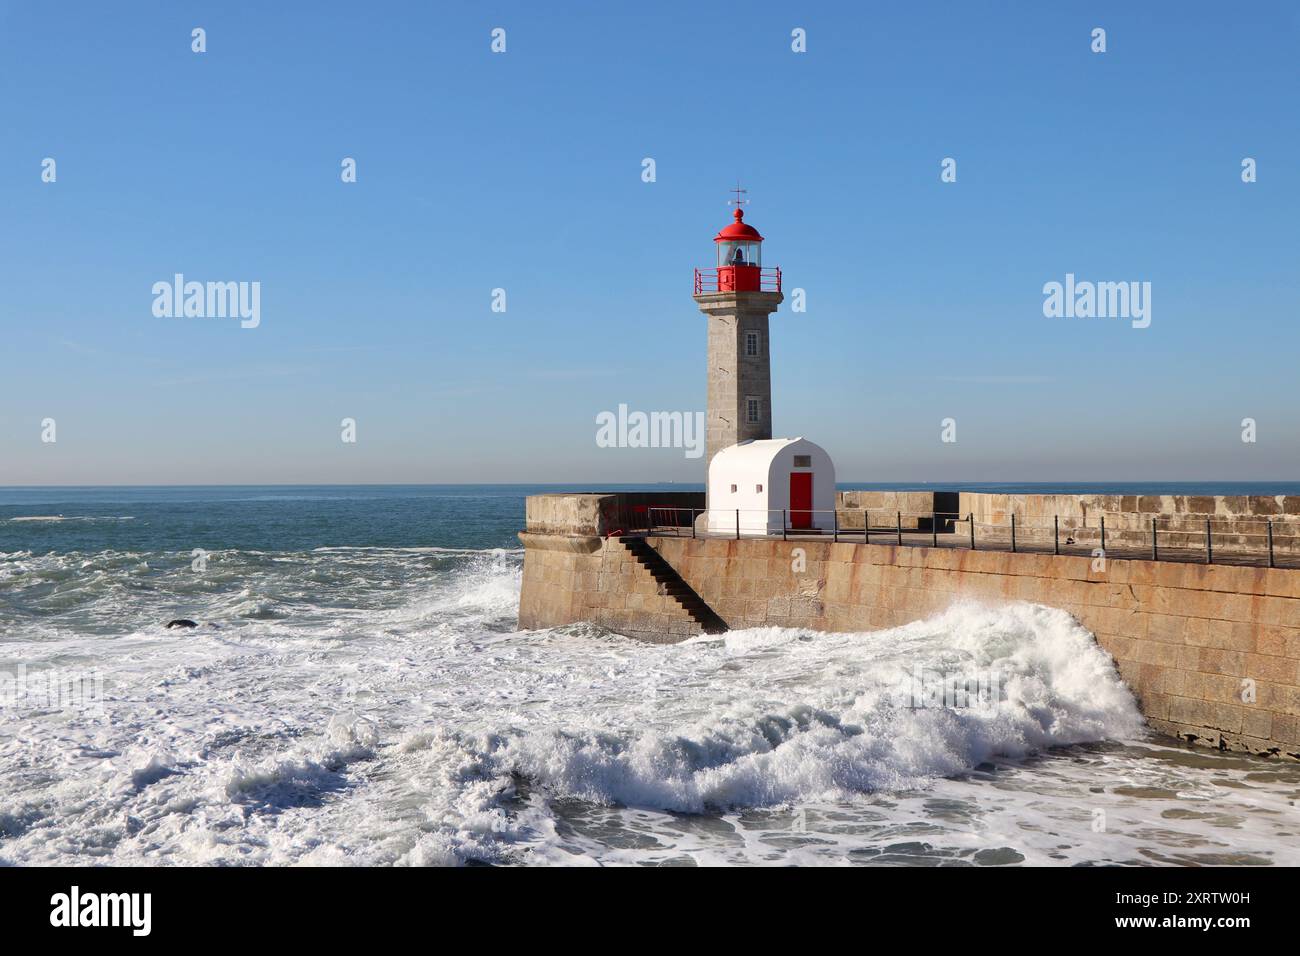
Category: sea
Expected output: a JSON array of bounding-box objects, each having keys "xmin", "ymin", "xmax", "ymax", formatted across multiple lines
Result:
[{"xmin": 2, "ymin": 483, "xmax": 1299, "ymax": 867}]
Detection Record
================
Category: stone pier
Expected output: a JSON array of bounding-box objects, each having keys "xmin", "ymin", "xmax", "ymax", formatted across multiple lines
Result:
[{"xmin": 518, "ymin": 491, "xmax": 1300, "ymax": 759}]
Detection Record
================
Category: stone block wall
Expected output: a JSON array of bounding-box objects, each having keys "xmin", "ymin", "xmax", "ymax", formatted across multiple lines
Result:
[
  {"xmin": 829, "ymin": 491, "xmax": 1300, "ymax": 555},
  {"xmin": 517, "ymin": 532, "xmax": 704, "ymax": 643},
  {"xmin": 958, "ymin": 491, "xmax": 1300, "ymax": 533},
  {"xmin": 524, "ymin": 491, "xmax": 704, "ymax": 536},
  {"xmin": 835, "ymin": 490, "xmax": 959, "ymax": 529}
]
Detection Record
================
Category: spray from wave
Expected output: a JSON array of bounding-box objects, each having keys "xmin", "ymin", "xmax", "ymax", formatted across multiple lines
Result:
[{"xmin": 392, "ymin": 601, "xmax": 1146, "ymax": 858}]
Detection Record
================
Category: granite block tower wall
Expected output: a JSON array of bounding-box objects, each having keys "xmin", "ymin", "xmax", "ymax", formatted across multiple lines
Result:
[{"xmin": 695, "ymin": 290, "xmax": 783, "ymax": 467}]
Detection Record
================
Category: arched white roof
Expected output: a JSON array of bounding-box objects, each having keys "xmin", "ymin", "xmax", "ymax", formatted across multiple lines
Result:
[{"xmin": 710, "ymin": 437, "xmax": 827, "ymax": 475}]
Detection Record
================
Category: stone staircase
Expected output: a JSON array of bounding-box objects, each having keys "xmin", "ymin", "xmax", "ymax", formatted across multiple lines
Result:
[{"xmin": 618, "ymin": 536, "xmax": 728, "ymax": 634}]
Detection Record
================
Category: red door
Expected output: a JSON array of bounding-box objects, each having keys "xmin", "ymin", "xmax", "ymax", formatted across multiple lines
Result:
[{"xmin": 790, "ymin": 472, "xmax": 813, "ymax": 529}]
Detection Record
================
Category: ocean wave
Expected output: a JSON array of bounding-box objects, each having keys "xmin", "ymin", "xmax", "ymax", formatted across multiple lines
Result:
[
  {"xmin": 0, "ymin": 545, "xmax": 525, "ymax": 638},
  {"xmin": 6, "ymin": 515, "xmax": 134, "ymax": 523},
  {"xmin": 220, "ymin": 716, "xmax": 380, "ymax": 803},
  {"xmin": 404, "ymin": 603, "xmax": 1145, "ymax": 825}
]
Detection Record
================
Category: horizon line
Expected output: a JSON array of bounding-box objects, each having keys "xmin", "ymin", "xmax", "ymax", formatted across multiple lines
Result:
[{"xmin": 4, "ymin": 480, "xmax": 1300, "ymax": 490}]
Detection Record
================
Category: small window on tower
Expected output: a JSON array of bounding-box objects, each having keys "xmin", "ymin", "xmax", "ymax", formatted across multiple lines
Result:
[
  {"xmin": 730, "ymin": 484, "xmax": 737, "ymax": 493},
  {"xmin": 793, "ymin": 455, "xmax": 812, "ymax": 467},
  {"xmin": 745, "ymin": 331, "xmax": 760, "ymax": 357},
  {"xmin": 746, "ymin": 397, "xmax": 761, "ymax": 424},
  {"xmin": 756, "ymin": 484, "xmax": 763, "ymax": 493}
]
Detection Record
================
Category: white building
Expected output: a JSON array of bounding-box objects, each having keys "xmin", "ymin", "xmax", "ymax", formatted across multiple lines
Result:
[{"xmin": 706, "ymin": 437, "xmax": 836, "ymax": 536}]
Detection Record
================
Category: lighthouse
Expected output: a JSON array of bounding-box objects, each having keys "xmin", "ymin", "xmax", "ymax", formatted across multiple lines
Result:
[
  {"xmin": 693, "ymin": 188, "xmax": 783, "ymax": 468},
  {"xmin": 696, "ymin": 190, "xmax": 837, "ymax": 536}
]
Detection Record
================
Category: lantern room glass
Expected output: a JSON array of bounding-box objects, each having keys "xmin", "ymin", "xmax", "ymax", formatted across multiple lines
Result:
[{"xmin": 718, "ymin": 241, "xmax": 761, "ymax": 268}]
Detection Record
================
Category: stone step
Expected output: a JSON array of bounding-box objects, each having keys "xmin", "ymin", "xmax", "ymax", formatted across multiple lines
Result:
[{"xmin": 618, "ymin": 536, "xmax": 728, "ymax": 634}]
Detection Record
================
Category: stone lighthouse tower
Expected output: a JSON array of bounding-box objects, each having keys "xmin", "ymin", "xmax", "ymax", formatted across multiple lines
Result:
[{"xmin": 693, "ymin": 189, "xmax": 783, "ymax": 467}]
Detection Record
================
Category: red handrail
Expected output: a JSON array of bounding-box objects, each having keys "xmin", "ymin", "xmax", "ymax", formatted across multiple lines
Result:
[{"xmin": 693, "ymin": 267, "xmax": 782, "ymax": 294}]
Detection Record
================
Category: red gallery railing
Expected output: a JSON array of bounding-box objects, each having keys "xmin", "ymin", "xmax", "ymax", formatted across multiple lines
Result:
[{"xmin": 693, "ymin": 267, "xmax": 782, "ymax": 295}]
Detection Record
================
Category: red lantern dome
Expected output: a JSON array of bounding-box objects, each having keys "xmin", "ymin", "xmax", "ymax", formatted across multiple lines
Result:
[
  {"xmin": 694, "ymin": 190, "xmax": 781, "ymax": 295},
  {"xmin": 714, "ymin": 208, "xmax": 764, "ymax": 243}
]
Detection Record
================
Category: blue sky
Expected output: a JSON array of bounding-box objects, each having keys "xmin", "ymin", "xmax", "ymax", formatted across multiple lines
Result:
[{"xmin": 2, "ymin": 1, "xmax": 1297, "ymax": 484}]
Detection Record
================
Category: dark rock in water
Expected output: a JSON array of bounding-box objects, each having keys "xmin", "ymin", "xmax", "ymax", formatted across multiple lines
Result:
[{"xmin": 166, "ymin": 619, "xmax": 199, "ymax": 629}]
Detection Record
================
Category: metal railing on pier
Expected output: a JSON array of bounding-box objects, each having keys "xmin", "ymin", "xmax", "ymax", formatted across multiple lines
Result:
[{"xmin": 634, "ymin": 506, "xmax": 1300, "ymax": 570}]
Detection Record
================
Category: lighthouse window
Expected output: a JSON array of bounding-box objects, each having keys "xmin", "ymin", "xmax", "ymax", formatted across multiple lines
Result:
[
  {"xmin": 746, "ymin": 396, "xmax": 761, "ymax": 424},
  {"xmin": 718, "ymin": 241, "xmax": 761, "ymax": 268},
  {"xmin": 745, "ymin": 331, "xmax": 760, "ymax": 357}
]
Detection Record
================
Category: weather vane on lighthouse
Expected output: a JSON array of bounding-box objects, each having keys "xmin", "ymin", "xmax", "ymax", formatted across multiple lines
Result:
[{"xmin": 728, "ymin": 182, "xmax": 749, "ymax": 211}]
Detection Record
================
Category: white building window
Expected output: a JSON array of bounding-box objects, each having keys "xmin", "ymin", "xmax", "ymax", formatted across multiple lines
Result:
[
  {"xmin": 730, "ymin": 484, "xmax": 737, "ymax": 493},
  {"xmin": 744, "ymin": 331, "xmax": 760, "ymax": 357},
  {"xmin": 755, "ymin": 484, "xmax": 763, "ymax": 493},
  {"xmin": 746, "ymin": 396, "xmax": 761, "ymax": 424}
]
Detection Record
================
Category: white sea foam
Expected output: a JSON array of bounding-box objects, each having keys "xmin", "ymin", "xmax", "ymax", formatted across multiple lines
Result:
[{"xmin": 1, "ymin": 546, "xmax": 1297, "ymax": 867}]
